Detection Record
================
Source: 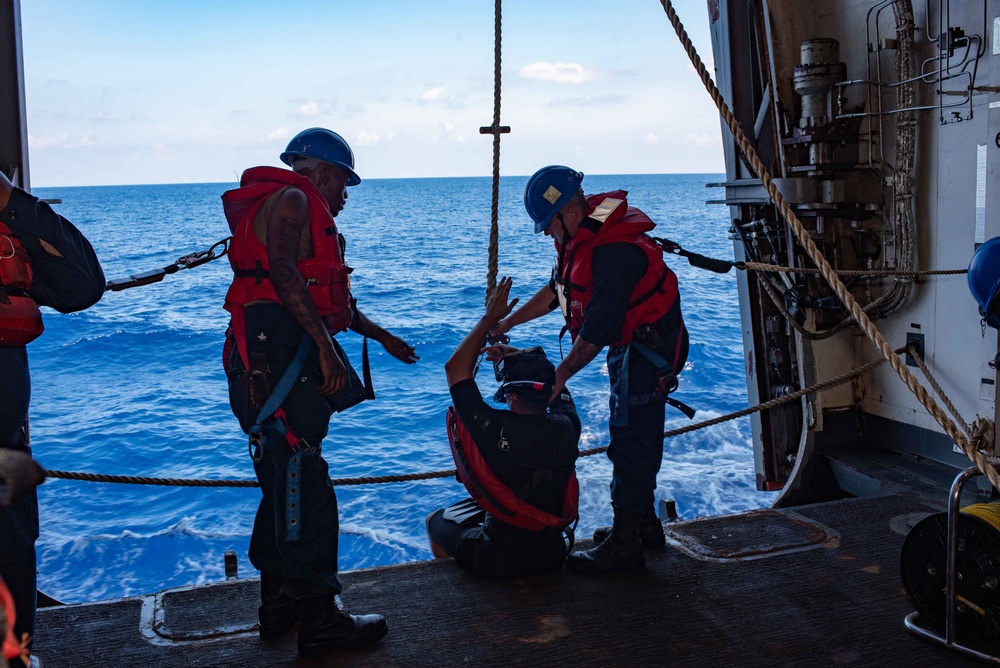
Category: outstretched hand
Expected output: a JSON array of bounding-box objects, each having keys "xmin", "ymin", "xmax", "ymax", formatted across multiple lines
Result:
[
  {"xmin": 486, "ymin": 276, "xmax": 518, "ymax": 324},
  {"xmin": 381, "ymin": 333, "xmax": 419, "ymax": 364}
]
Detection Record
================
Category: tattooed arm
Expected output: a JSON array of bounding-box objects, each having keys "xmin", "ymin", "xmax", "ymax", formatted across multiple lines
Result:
[
  {"xmin": 551, "ymin": 337, "xmax": 603, "ymax": 402},
  {"xmin": 266, "ymin": 187, "xmax": 346, "ymax": 395}
]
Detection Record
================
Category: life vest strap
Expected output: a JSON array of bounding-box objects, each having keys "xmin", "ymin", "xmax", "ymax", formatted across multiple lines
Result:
[
  {"xmin": 233, "ymin": 264, "xmax": 268, "ymax": 284},
  {"xmin": 627, "ymin": 261, "xmax": 669, "ymax": 311}
]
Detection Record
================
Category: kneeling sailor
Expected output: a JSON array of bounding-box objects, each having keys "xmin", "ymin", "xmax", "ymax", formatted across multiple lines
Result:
[{"xmin": 427, "ymin": 277, "xmax": 581, "ymax": 578}]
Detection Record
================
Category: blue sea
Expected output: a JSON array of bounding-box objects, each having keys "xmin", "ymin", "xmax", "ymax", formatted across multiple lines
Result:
[{"xmin": 27, "ymin": 174, "xmax": 775, "ymax": 603}]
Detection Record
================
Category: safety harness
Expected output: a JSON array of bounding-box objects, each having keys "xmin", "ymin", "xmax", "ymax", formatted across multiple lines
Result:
[
  {"xmin": 446, "ymin": 406, "xmax": 578, "ymax": 544},
  {"xmin": 246, "ymin": 333, "xmax": 312, "ymax": 540}
]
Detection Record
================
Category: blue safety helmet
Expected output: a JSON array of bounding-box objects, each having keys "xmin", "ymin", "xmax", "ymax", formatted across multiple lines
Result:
[
  {"xmin": 524, "ymin": 165, "xmax": 584, "ymax": 233},
  {"xmin": 968, "ymin": 237, "xmax": 1000, "ymax": 329},
  {"xmin": 280, "ymin": 128, "xmax": 361, "ymax": 186}
]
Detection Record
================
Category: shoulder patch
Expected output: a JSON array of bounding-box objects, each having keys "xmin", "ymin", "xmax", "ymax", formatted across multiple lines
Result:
[{"xmin": 590, "ymin": 197, "xmax": 624, "ymax": 223}]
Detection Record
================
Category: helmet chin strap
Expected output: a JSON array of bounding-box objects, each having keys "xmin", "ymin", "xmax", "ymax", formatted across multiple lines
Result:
[{"xmin": 556, "ymin": 212, "xmax": 571, "ymax": 241}]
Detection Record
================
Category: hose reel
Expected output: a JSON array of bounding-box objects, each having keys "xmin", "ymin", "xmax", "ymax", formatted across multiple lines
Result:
[{"xmin": 901, "ymin": 503, "xmax": 1000, "ymax": 644}]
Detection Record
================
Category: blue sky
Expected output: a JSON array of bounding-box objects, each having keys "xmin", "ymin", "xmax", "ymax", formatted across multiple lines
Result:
[{"xmin": 21, "ymin": 0, "xmax": 723, "ymax": 187}]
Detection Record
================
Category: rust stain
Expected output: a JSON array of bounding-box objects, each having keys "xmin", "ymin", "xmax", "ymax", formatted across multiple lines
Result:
[{"xmin": 517, "ymin": 615, "xmax": 571, "ymax": 644}]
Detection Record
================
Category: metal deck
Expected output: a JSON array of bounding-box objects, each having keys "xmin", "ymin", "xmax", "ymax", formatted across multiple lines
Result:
[{"xmin": 31, "ymin": 494, "xmax": 981, "ymax": 666}]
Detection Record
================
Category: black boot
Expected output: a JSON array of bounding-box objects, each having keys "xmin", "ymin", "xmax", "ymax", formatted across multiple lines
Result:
[
  {"xmin": 592, "ymin": 512, "xmax": 666, "ymax": 549},
  {"xmin": 258, "ymin": 572, "xmax": 300, "ymax": 639},
  {"xmin": 297, "ymin": 596, "xmax": 388, "ymax": 657},
  {"xmin": 566, "ymin": 512, "xmax": 645, "ymax": 574}
]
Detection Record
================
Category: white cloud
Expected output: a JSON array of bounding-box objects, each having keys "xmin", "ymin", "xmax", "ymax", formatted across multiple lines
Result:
[
  {"xmin": 266, "ymin": 128, "xmax": 291, "ymax": 142},
  {"xmin": 519, "ymin": 62, "xmax": 602, "ymax": 84},
  {"xmin": 29, "ymin": 133, "xmax": 70, "ymax": 149},
  {"xmin": 355, "ymin": 131, "xmax": 380, "ymax": 145},
  {"xmin": 293, "ymin": 99, "xmax": 334, "ymax": 117},
  {"xmin": 421, "ymin": 86, "xmax": 446, "ymax": 102},
  {"xmin": 28, "ymin": 133, "xmax": 93, "ymax": 150},
  {"xmin": 67, "ymin": 135, "xmax": 94, "ymax": 149},
  {"xmin": 645, "ymin": 133, "xmax": 660, "ymax": 144},
  {"xmin": 419, "ymin": 86, "xmax": 465, "ymax": 110}
]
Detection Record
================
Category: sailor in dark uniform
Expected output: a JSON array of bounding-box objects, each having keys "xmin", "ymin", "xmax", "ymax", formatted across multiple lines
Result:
[
  {"xmin": 0, "ymin": 170, "xmax": 105, "ymax": 667},
  {"xmin": 427, "ymin": 277, "xmax": 581, "ymax": 578}
]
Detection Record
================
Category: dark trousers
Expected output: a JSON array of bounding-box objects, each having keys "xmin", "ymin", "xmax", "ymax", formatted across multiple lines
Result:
[
  {"xmin": 606, "ymin": 345, "xmax": 667, "ymax": 516},
  {"xmin": 427, "ymin": 506, "xmax": 567, "ymax": 578},
  {"xmin": 0, "ymin": 347, "xmax": 36, "ymax": 659},
  {"xmin": 229, "ymin": 304, "xmax": 343, "ymax": 599}
]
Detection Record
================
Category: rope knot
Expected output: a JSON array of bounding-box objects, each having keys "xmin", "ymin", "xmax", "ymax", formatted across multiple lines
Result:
[{"xmin": 970, "ymin": 417, "xmax": 996, "ymax": 457}]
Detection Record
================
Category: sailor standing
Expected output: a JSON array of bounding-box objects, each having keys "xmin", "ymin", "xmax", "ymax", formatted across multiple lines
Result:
[
  {"xmin": 494, "ymin": 166, "xmax": 689, "ymax": 574},
  {"xmin": 223, "ymin": 128, "xmax": 417, "ymax": 658},
  {"xmin": 0, "ymin": 170, "xmax": 105, "ymax": 666}
]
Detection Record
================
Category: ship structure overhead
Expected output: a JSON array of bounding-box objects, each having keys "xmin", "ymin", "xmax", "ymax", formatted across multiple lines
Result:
[{"xmin": 708, "ymin": 0, "xmax": 1000, "ymax": 501}]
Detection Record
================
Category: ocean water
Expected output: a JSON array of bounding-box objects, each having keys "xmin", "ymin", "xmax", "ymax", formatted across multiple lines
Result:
[{"xmin": 26, "ymin": 174, "xmax": 775, "ymax": 603}]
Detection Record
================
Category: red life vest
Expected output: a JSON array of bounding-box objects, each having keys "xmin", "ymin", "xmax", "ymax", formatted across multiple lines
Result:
[
  {"xmin": 0, "ymin": 221, "xmax": 43, "ymax": 347},
  {"xmin": 222, "ymin": 166, "xmax": 353, "ymax": 366},
  {"xmin": 446, "ymin": 406, "xmax": 578, "ymax": 533},
  {"xmin": 555, "ymin": 190, "xmax": 678, "ymax": 346}
]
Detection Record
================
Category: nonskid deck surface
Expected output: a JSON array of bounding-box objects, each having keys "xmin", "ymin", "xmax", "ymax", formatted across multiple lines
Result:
[{"xmin": 33, "ymin": 495, "xmax": 977, "ymax": 667}]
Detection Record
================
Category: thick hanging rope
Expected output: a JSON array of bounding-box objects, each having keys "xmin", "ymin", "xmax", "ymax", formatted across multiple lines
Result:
[
  {"xmin": 660, "ymin": 0, "xmax": 1000, "ymax": 490},
  {"xmin": 479, "ymin": 0, "xmax": 510, "ymax": 304}
]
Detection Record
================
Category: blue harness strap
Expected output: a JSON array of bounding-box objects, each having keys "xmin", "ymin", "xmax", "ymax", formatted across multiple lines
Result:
[
  {"xmin": 246, "ymin": 333, "xmax": 313, "ymax": 541},
  {"xmin": 627, "ymin": 341, "xmax": 696, "ymax": 420}
]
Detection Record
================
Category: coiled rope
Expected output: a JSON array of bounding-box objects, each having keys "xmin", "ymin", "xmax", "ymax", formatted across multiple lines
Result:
[{"xmin": 659, "ymin": 0, "xmax": 999, "ymax": 489}]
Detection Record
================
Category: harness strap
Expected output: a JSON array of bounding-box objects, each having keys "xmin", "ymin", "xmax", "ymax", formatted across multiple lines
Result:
[
  {"xmin": 248, "ymin": 333, "xmax": 312, "ymax": 461},
  {"xmin": 361, "ymin": 336, "xmax": 376, "ymax": 399},
  {"xmin": 629, "ymin": 340, "xmax": 696, "ymax": 419},
  {"xmin": 627, "ymin": 261, "xmax": 669, "ymax": 311},
  {"xmin": 286, "ymin": 451, "xmax": 303, "ymax": 541}
]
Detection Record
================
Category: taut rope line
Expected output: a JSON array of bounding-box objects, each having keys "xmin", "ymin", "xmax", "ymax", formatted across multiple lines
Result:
[
  {"xmin": 743, "ymin": 263, "xmax": 966, "ymax": 278},
  {"xmin": 44, "ymin": 355, "xmax": 882, "ymax": 487},
  {"xmin": 659, "ymin": 0, "xmax": 1000, "ymax": 490}
]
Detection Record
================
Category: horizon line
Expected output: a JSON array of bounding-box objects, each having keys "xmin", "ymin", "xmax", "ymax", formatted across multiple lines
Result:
[{"xmin": 30, "ymin": 171, "xmax": 727, "ymax": 190}]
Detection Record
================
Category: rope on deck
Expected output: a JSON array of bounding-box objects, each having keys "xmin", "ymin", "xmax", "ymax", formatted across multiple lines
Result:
[{"xmin": 660, "ymin": 0, "xmax": 1000, "ymax": 489}]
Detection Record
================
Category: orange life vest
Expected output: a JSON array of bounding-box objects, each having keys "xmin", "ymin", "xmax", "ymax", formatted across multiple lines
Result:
[
  {"xmin": 446, "ymin": 406, "xmax": 579, "ymax": 533},
  {"xmin": 222, "ymin": 166, "xmax": 353, "ymax": 366},
  {"xmin": 0, "ymin": 221, "xmax": 43, "ymax": 347},
  {"xmin": 555, "ymin": 190, "xmax": 678, "ymax": 346}
]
